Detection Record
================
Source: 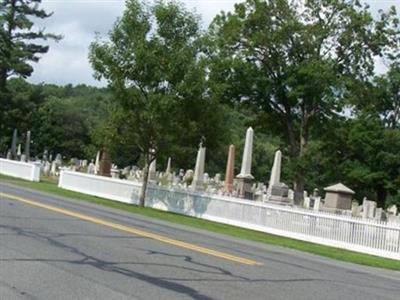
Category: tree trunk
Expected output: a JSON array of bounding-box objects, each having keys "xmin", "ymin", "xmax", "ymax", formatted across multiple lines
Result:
[
  {"xmin": 293, "ymin": 117, "xmax": 309, "ymax": 204},
  {"xmin": 376, "ymin": 185, "xmax": 387, "ymax": 208},
  {"xmin": 139, "ymin": 159, "xmax": 150, "ymax": 208}
]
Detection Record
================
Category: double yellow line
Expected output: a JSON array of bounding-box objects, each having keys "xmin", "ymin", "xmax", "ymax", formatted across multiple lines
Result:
[{"xmin": 0, "ymin": 192, "xmax": 261, "ymax": 266}]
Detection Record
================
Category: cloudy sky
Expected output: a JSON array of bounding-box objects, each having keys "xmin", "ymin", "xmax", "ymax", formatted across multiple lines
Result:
[{"xmin": 29, "ymin": 0, "xmax": 400, "ymax": 87}]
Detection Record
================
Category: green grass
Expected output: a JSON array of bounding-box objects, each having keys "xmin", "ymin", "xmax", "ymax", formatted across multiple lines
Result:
[{"xmin": 1, "ymin": 173, "xmax": 400, "ymax": 271}]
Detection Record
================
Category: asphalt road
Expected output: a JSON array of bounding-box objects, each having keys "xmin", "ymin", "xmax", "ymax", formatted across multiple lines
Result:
[{"xmin": 0, "ymin": 182, "xmax": 399, "ymax": 300}]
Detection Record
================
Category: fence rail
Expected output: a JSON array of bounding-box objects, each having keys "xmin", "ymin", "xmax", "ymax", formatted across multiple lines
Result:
[
  {"xmin": 58, "ymin": 171, "xmax": 400, "ymax": 260},
  {"xmin": 0, "ymin": 158, "xmax": 40, "ymax": 182}
]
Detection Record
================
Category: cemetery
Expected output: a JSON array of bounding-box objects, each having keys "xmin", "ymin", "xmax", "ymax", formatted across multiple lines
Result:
[
  {"xmin": 1, "ymin": 127, "xmax": 399, "ymax": 260},
  {"xmin": 2, "ymin": 2, "xmax": 400, "ymax": 299}
]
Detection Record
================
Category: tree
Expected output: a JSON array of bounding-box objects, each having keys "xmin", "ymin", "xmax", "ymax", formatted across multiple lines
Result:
[
  {"xmin": 0, "ymin": 0, "xmax": 60, "ymax": 89},
  {"xmin": 0, "ymin": 0, "xmax": 60, "ymax": 152},
  {"xmin": 0, "ymin": 78, "xmax": 45, "ymax": 154},
  {"xmin": 89, "ymin": 0, "xmax": 216, "ymax": 207},
  {"xmin": 342, "ymin": 61, "xmax": 400, "ymax": 207},
  {"xmin": 343, "ymin": 115, "xmax": 400, "ymax": 208},
  {"xmin": 207, "ymin": 0, "xmax": 400, "ymax": 201}
]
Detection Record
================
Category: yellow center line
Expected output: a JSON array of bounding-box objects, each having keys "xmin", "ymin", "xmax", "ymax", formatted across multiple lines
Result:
[{"xmin": 0, "ymin": 192, "xmax": 262, "ymax": 266}]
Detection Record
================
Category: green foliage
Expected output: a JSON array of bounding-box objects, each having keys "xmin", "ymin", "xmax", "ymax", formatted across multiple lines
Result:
[
  {"xmin": 343, "ymin": 115, "xmax": 400, "ymax": 207},
  {"xmin": 31, "ymin": 84, "xmax": 112, "ymax": 159},
  {"xmin": 0, "ymin": 0, "xmax": 61, "ymax": 85},
  {"xmin": 0, "ymin": 78, "xmax": 45, "ymax": 154},
  {"xmin": 0, "ymin": 0, "xmax": 60, "ymax": 153},
  {"xmin": 89, "ymin": 0, "xmax": 226, "ymax": 172},
  {"xmin": 0, "ymin": 81, "xmax": 112, "ymax": 159},
  {"xmin": 207, "ymin": 0, "xmax": 400, "ymax": 197}
]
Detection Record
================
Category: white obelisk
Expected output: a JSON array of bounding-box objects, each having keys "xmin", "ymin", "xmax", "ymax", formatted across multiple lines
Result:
[
  {"xmin": 192, "ymin": 143, "xmax": 206, "ymax": 191},
  {"xmin": 94, "ymin": 151, "xmax": 100, "ymax": 175},
  {"xmin": 269, "ymin": 150, "xmax": 282, "ymax": 186},
  {"xmin": 236, "ymin": 127, "xmax": 254, "ymax": 199},
  {"xmin": 237, "ymin": 127, "xmax": 254, "ymax": 179}
]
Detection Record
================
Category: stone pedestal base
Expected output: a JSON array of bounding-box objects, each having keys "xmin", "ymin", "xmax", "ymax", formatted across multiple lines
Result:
[
  {"xmin": 237, "ymin": 177, "xmax": 253, "ymax": 200},
  {"xmin": 191, "ymin": 180, "xmax": 204, "ymax": 192},
  {"xmin": 268, "ymin": 183, "xmax": 290, "ymax": 204}
]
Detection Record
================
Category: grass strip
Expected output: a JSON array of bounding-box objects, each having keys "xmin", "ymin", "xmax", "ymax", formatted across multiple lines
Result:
[{"xmin": 1, "ymin": 173, "xmax": 400, "ymax": 271}]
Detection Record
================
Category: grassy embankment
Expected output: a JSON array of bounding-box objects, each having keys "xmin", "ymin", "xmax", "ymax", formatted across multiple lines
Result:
[{"xmin": 1, "ymin": 173, "xmax": 399, "ymax": 271}]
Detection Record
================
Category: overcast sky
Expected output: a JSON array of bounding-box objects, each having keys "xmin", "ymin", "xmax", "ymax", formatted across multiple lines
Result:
[{"xmin": 29, "ymin": 0, "xmax": 400, "ymax": 87}]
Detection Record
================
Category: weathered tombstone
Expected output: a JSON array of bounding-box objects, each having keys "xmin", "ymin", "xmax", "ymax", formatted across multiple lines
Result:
[
  {"xmin": 288, "ymin": 189, "xmax": 295, "ymax": 202},
  {"xmin": 313, "ymin": 197, "xmax": 321, "ymax": 211},
  {"xmin": 254, "ymin": 182, "xmax": 264, "ymax": 201},
  {"xmin": 6, "ymin": 150, "xmax": 12, "ymax": 160},
  {"xmin": 236, "ymin": 127, "xmax": 254, "ymax": 199},
  {"xmin": 82, "ymin": 160, "xmax": 88, "ymax": 168},
  {"xmin": 179, "ymin": 169, "xmax": 185, "ymax": 181},
  {"xmin": 184, "ymin": 169, "xmax": 194, "ymax": 186},
  {"xmin": 94, "ymin": 151, "xmax": 101, "ymax": 174},
  {"xmin": 351, "ymin": 202, "xmax": 360, "ymax": 217},
  {"xmin": 149, "ymin": 159, "xmax": 157, "ymax": 182},
  {"xmin": 303, "ymin": 195, "xmax": 311, "ymax": 209},
  {"xmin": 24, "ymin": 131, "xmax": 31, "ymax": 161},
  {"xmin": 17, "ymin": 144, "xmax": 21, "ymax": 159},
  {"xmin": 165, "ymin": 157, "xmax": 172, "ymax": 175},
  {"xmin": 191, "ymin": 143, "xmax": 206, "ymax": 191},
  {"xmin": 99, "ymin": 150, "xmax": 111, "ymax": 177},
  {"xmin": 375, "ymin": 208, "xmax": 387, "ymax": 221},
  {"xmin": 203, "ymin": 173, "xmax": 210, "ymax": 184},
  {"xmin": 267, "ymin": 150, "xmax": 282, "ymax": 195},
  {"xmin": 267, "ymin": 150, "xmax": 291, "ymax": 204},
  {"xmin": 43, "ymin": 161, "xmax": 51, "ymax": 176},
  {"xmin": 269, "ymin": 183, "xmax": 290, "ymax": 203},
  {"xmin": 50, "ymin": 161, "xmax": 57, "ymax": 176},
  {"xmin": 10, "ymin": 129, "xmax": 18, "ymax": 160},
  {"xmin": 323, "ymin": 183, "xmax": 355, "ymax": 212},
  {"xmin": 387, "ymin": 205, "xmax": 398, "ymax": 216},
  {"xmin": 362, "ymin": 198, "xmax": 377, "ymax": 219},
  {"xmin": 55, "ymin": 153, "xmax": 62, "ymax": 166},
  {"xmin": 121, "ymin": 166, "xmax": 131, "ymax": 178},
  {"xmin": 224, "ymin": 145, "xmax": 235, "ymax": 194},
  {"xmin": 87, "ymin": 160, "xmax": 96, "ymax": 174},
  {"xmin": 111, "ymin": 168, "xmax": 120, "ymax": 179},
  {"xmin": 214, "ymin": 173, "xmax": 221, "ymax": 187},
  {"xmin": 43, "ymin": 149, "xmax": 48, "ymax": 162}
]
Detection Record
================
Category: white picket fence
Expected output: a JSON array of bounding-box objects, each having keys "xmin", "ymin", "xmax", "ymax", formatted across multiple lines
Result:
[
  {"xmin": 59, "ymin": 170, "xmax": 400, "ymax": 260},
  {"xmin": 0, "ymin": 158, "xmax": 41, "ymax": 182}
]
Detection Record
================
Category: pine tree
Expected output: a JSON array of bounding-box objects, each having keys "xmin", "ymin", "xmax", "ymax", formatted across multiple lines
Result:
[
  {"xmin": 0, "ymin": 0, "xmax": 61, "ymax": 92},
  {"xmin": 0, "ymin": 0, "xmax": 60, "ymax": 152}
]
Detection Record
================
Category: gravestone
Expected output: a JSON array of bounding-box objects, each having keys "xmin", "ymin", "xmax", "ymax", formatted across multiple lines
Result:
[
  {"xmin": 149, "ymin": 159, "xmax": 157, "ymax": 182},
  {"xmin": 99, "ymin": 150, "xmax": 111, "ymax": 177},
  {"xmin": 43, "ymin": 161, "xmax": 51, "ymax": 176},
  {"xmin": 43, "ymin": 150, "xmax": 49, "ymax": 162},
  {"xmin": 323, "ymin": 183, "xmax": 355, "ymax": 212},
  {"xmin": 224, "ymin": 145, "xmax": 235, "ymax": 194},
  {"xmin": 362, "ymin": 198, "xmax": 377, "ymax": 219},
  {"xmin": 269, "ymin": 183, "xmax": 290, "ymax": 203},
  {"xmin": 25, "ymin": 131, "xmax": 31, "ymax": 161},
  {"xmin": 17, "ymin": 144, "xmax": 21, "ymax": 158},
  {"xmin": 50, "ymin": 161, "xmax": 57, "ymax": 176},
  {"xmin": 313, "ymin": 197, "xmax": 321, "ymax": 211},
  {"xmin": 87, "ymin": 160, "xmax": 96, "ymax": 174},
  {"xmin": 111, "ymin": 168, "xmax": 120, "ymax": 179},
  {"xmin": 387, "ymin": 205, "xmax": 398, "ymax": 216},
  {"xmin": 236, "ymin": 128, "xmax": 254, "ymax": 200},
  {"xmin": 55, "ymin": 154, "xmax": 62, "ymax": 166},
  {"xmin": 375, "ymin": 208, "xmax": 387, "ymax": 221},
  {"xmin": 11, "ymin": 129, "xmax": 17, "ymax": 160},
  {"xmin": 191, "ymin": 143, "xmax": 206, "ymax": 191}
]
